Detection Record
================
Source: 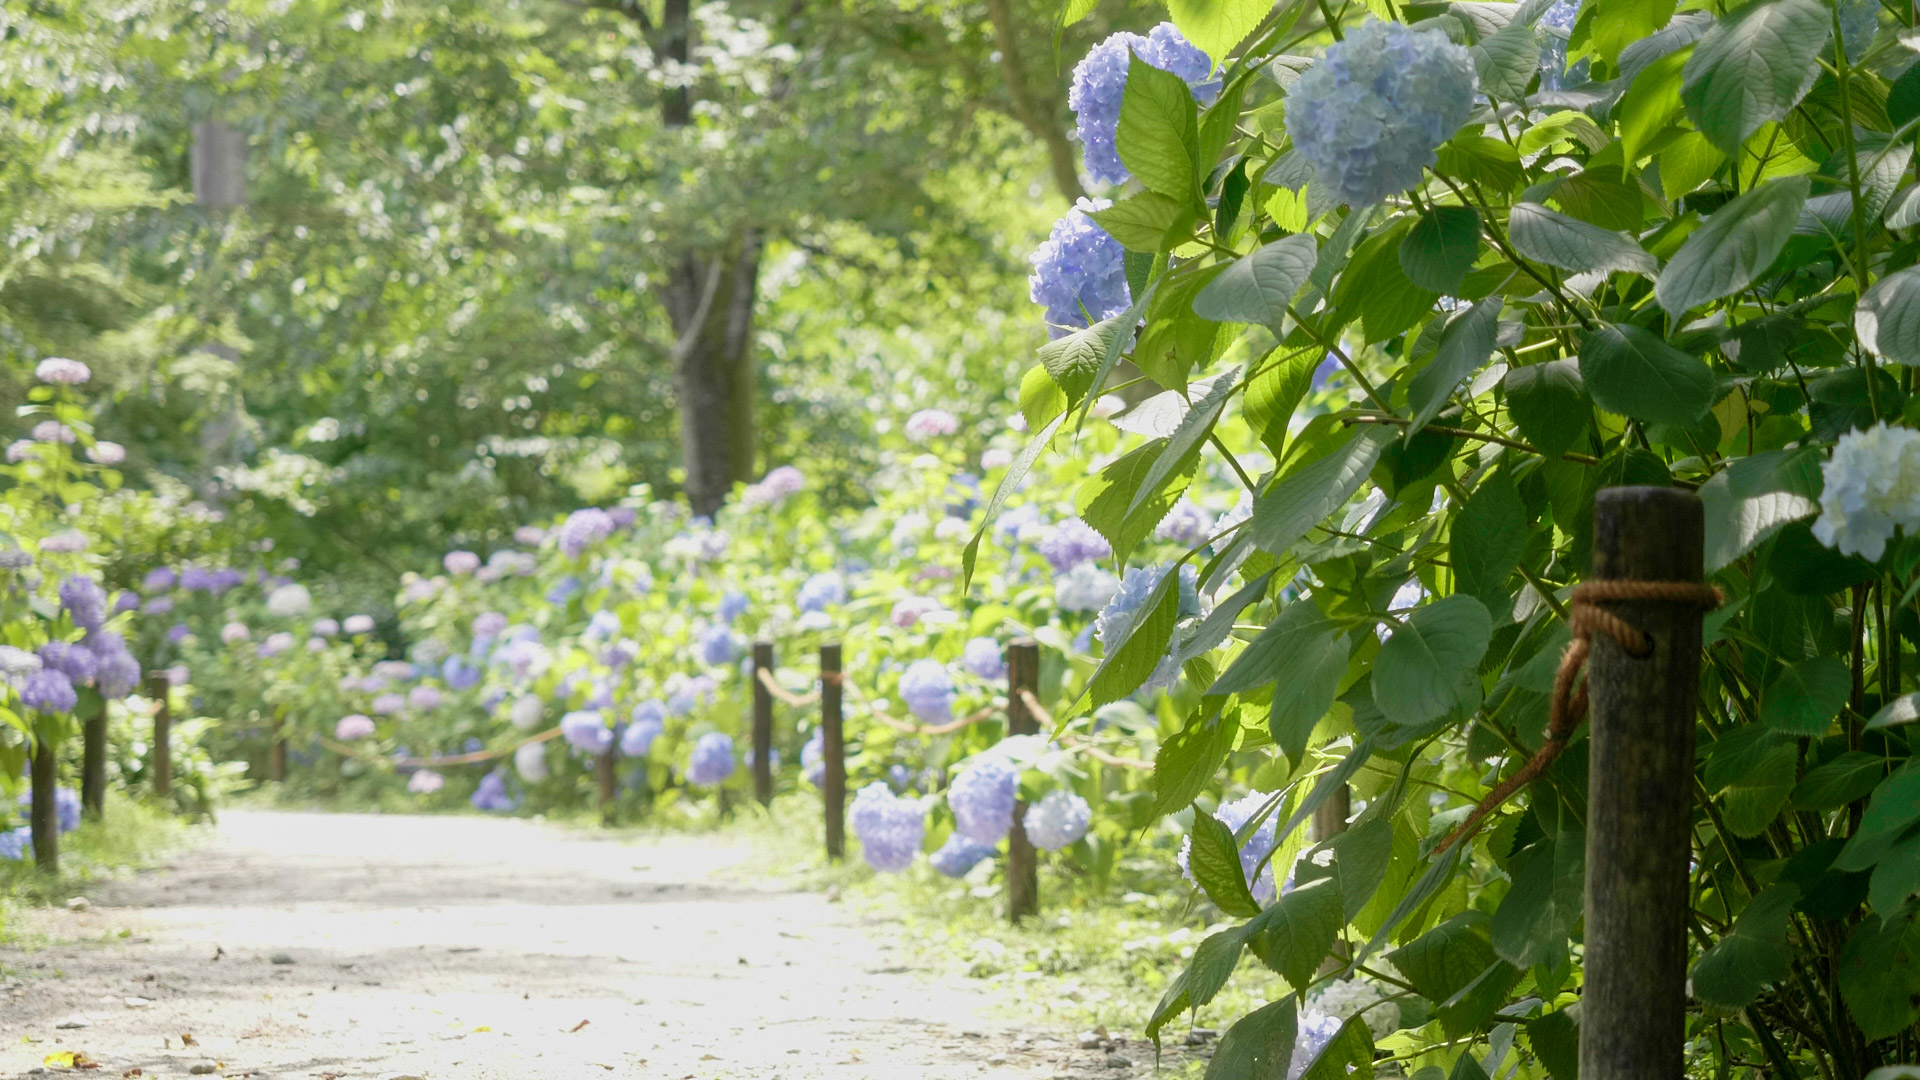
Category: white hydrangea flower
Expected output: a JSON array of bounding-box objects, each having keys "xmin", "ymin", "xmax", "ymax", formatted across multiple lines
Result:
[
  {"xmin": 1312, "ymin": 978, "xmax": 1397, "ymax": 1040},
  {"xmin": 1812, "ymin": 423, "xmax": 1920, "ymax": 561}
]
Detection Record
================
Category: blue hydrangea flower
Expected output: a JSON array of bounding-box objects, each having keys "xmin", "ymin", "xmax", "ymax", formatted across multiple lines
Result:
[
  {"xmin": 559, "ymin": 508, "xmax": 616, "ymax": 558},
  {"xmin": 1029, "ymin": 199, "xmax": 1132, "ymax": 338},
  {"xmin": 1284, "ymin": 19, "xmax": 1478, "ymax": 206},
  {"xmin": 17, "ymin": 786, "xmax": 81, "ymax": 833},
  {"xmin": 622, "ymin": 700, "xmax": 667, "ymax": 757},
  {"xmin": 583, "ymin": 610, "xmax": 622, "ymax": 643},
  {"xmin": 1025, "ymin": 789, "xmax": 1093, "ymax": 851},
  {"xmin": 798, "ymin": 571, "xmax": 847, "ymax": 613},
  {"xmin": 471, "ymin": 770, "xmax": 517, "ymax": 812},
  {"xmin": 1154, "ymin": 500, "xmax": 1213, "ymax": 546},
  {"xmin": 929, "ymin": 833, "xmax": 998, "ymax": 878},
  {"xmin": 851, "ymin": 781, "xmax": 926, "ymax": 873},
  {"xmin": 88, "ymin": 633, "xmax": 140, "ymax": 699},
  {"xmin": 1070, "ymin": 23, "xmax": 1221, "ymax": 185},
  {"xmin": 699, "ymin": 623, "xmax": 739, "ymax": 667},
  {"xmin": 0, "ymin": 825, "xmax": 30, "ymax": 861},
  {"xmin": 719, "ymin": 589, "xmax": 750, "ymax": 623},
  {"xmin": 1096, "ymin": 563, "xmax": 1200, "ymax": 648},
  {"xmin": 1177, "ymin": 789, "xmax": 1282, "ymax": 904},
  {"xmin": 993, "ymin": 504, "xmax": 1044, "ymax": 545},
  {"xmin": 142, "ymin": 566, "xmax": 176, "ymax": 592},
  {"xmin": 949, "ymin": 753, "xmax": 1019, "ymax": 844},
  {"xmin": 1055, "ymin": 562, "xmax": 1121, "ymax": 613},
  {"xmin": 687, "ymin": 732, "xmax": 736, "ymax": 786},
  {"xmin": 442, "ymin": 655, "xmax": 482, "ymax": 691},
  {"xmin": 961, "ymin": 638, "xmax": 1007, "ymax": 681},
  {"xmin": 1538, "ymin": 0, "xmax": 1588, "ymax": 90},
  {"xmin": 801, "ymin": 729, "xmax": 826, "ymax": 786},
  {"xmin": 58, "ymin": 575, "xmax": 107, "ymax": 633},
  {"xmin": 1291, "ymin": 1010, "xmax": 1346, "ymax": 1079},
  {"xmin": 38, "ymin": 641, "xmax": 95, "ymax": 684},
  {"xmin": 897, "ymin": 659, "xmax": 955, "ymax": 723},
  {"xmin": 1038, "ymin": 518, "xmax": 1112, "ymax": 572}
]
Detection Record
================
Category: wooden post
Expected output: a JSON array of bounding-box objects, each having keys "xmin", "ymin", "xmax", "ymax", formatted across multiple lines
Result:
[
  {"xmin": 80, "ymin": 698, "xmax": 106, "ymax": 820},
  {"xmin": 269, "ymin": 714, "xmax": 286, "ymax": 782},
  {"xmin": 29, "ymin": 734, "xmax": 58, "ymax": 873},
  {"xmin": 1581, "ymin": 486, "xmax": 1706, "ymax": 1080},
  {"xmin": 820, "ymin": 643, "xmax": 846, "ymax": 861},
  {"xmin": 596, "ymin": 744, "xmax": 616, "ymax": 827},
  {"xmin": 1006, "ymin": 639, "xmax": 1040, "ymax": 923},
  {"xmin": 148, "ymin": 672, "xmax": 172, "ymax": 800},
  {"xmin": 752, "ymin": 640, "xmax": 774, "ymax": 807}
]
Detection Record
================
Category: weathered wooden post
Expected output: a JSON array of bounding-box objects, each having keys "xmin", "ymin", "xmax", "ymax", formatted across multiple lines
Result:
[
  {"xmin": 269, "ymin": 717, "xmax": 286, "ymax": 782},
  {"xmin": 80, "ymin": 697, "xmax": 107, "ymax": 820},
  {"xmin": 820, "ymin": 643, "xmax": 846, "ymax": 861},
  {"xmin": 1006, "ymin": 639, "xmax": 1040, "ymax": 922},
  {"xmin": 29, "ymin": 730, "xmax": 58, "ymax": 872},
  {"xmin": 1582, "ymin": 487, "xmax": 1708, "ymax": 1080},
  {"xmin": 596, "ymin": 743, "xmax": 617, "ymax": 826},
  {"xmin": 148, "ymin": 672, "xmax": 172, "ymax": 800},
  {"xmin": 752, "ymin": 640, "xmax": 774, "ymax": 807}
]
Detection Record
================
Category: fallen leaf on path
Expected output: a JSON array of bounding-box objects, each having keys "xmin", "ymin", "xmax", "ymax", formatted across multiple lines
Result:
[
  {"xmin": 181, "ymin": 1033, "xmax": 197, "ymax": 1046},
  {"xmin": 123, "ymin": 1069, "xmax": 142, "ymax": 1077},
  {"xmin": 568, "ymin": 1020, "xmax": 590, "ymax": 1033},
  {"xmin": 44, "ymin": 1050, "xmax": 99, "ymax": 1069}
]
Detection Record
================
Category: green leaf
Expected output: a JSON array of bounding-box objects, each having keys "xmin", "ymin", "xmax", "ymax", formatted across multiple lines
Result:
[
  {"xmin": 1190, "ymin": 811, "xmax": 1265, "ymax": 917},
  {"xmin": 1761, "ymin": 655, "xmax": 1849, "ymax": 734},
  {"xmin": 1680, "ymin": 0, "xmax": 1830, "ymax": 156},
  {"xmin": 1706, "ymin": 726, "xmax": 1798, "ymax": 837},
  {"xmin": 1373, "ymin": 595, "xmax": 1493, "ymax": 726},
  {"xmin": 1490, "ymin": 828, "xmax": 1584, "ymax": 968},
  {"xmin": 1195, "ymin": 235, "xmax": 1318, "ymax": 326},
  {"xmin": 1868, "ymin": 693, "xmax": 1920, "ymax": 730},
  {"xmin": 1038, "ymin": 315, "xmax": 1130, "ymax": 403},
  {"xmin": 1176, "ymin": 570, "xmax": 1278, "ymax": 666},
  {"xmin": 1299, "ymin": 1014, "xmax": 1376, "ymax": 1080},
  {"xmin": 1690, "ymin": 883, "xmax": 1799, "ymax": 1009},
  {"xmin": 1258, "ymin": 607, "xmax": 1352, "ymax": 766},
  {"xmin": 1857, "ymin": 266, "xmax": 1920, "ymax": 367},
  {"xmin": 1792, "ymin": 752, "xmax": 1886, "ymax": 811},
  {"xmin": 1146, "ymin": 970, "xmax": 1192, "ymax": 1047},
  {"xmin": 1247, "ymin": 875, "xmax": 1346, "ymax": 991},
  {"xmin": 1839, "ymin": 912, "xmax": 1920, "ymax": 1039},
  {"xmin": 1504, "ymin": 360, "xmax": 1589, "ymax": 459},
  {"xmin": 1018, "ymin": 364, "xmax": 1068, "ymax": 430},
  {"xmin": 1577, "ymin": 323, "xmax": 1715, "ymax": 426},
  {"xmin": 1508, "ymin": 201, "xmax": 1657, "ymax": 276},
  {"xmin": 1472, "ymin": 16, "xmax": 1542, "ymax": 100},
  {"xmin": 961, "ymin": 412, "xmax": 1066, "ymax": 591},
  {"xmin": 1408, "ymin": 298, "xmax": 1501, "ymax": 437},
  {"xmin": 1167, "ymin": 0, "xmax": 1267, "ymax": 63},
  {"xmin": 1092, "ymin": 191, "xmax": 1197, "ymax": 251},
  {"xmin": 1206, "ymin": 999, "xmax": 1299, "ymax": 1080},
  {"xmin": 1244, "ymin": 348, "xmax": 1320, "ymax": 458},
  {"xmin": 1088, "ymin": 569, "xmax": 1182, "ymax": 705},
  {"xmin": 1332, "ymin": 219, "xmax": 1438, "ymax": 344},
  {"xmin": 1118, "ymin": 54, "xmax": 1201, "ymax": 204},
  {"xmin": 1656, "ymin": 175, "xmax": 1810, "ymax": 317},
  {"xmin": 1885, "ymin": 184, "xmax": 1920, "ymax": 230},
  {"xmin": 1451, "ymin": 468, "xmax": 1527, "ymax": 611},
  {"xmin": 1310, "ymin": 816, "xmax": 1396, "ymax": 921},
  {"xmin": 1390, "ymin": 912, "xmax": 1503, "ymax": 1003},
  {"xmin": 1249, "ymin": 428, "xmax": 1393, "ymax": 555},
  {"xmin": 1576, "ymin": 0, "xmax": 1678, "ymax": 67},
  {"xmin": 1616, "ymin": 47, "xmax": 1690, "ymax": 166},
  {"xmin": 1360, "ymin": 843, "xmax": 1465, "ymax": 964},
  {"xmin": 1076, "ymin": 438, "xmax": 1200, "ymax": 564},
  {"xmin": 1835, "ymin": 765, "xmax": 1920, "ymax": 872},
  {"xmin": 1524, "ymin": 1010, "xmax": 1580, "ymax": 1080},
  {"xmin": 1153, "ymin": 711, "xmax": 1238, "ymax": 817},
  {"xmin": 1186, "ymin": 925, "xmax": 1252, "ymax": 1007},
  {"xmin": 1399, "ymin": 206, "xmax": 1482, "ymax": 295},
  {"xmin": 1127, "ymin": 369, "xmax": 1239, "ymax": 519},
  {"xmin": 1700, "ymin": 450, "xmax": 1820, "ymax": 571}
]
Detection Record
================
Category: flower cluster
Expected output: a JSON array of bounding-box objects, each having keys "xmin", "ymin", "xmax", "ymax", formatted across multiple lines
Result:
[
  {"xmin": 929, "ymin": 832, "xmax": 998, "ymax": 878},
  {"xmin": 1177, "ymin": 789, "xmax": 1283, "ymax": 903},
  {"xmin": 851, "ymin": 781, "xmax": 926, "ymax": 872},
  {"xmin": 1037, "ymin": 518, "xmax": 1112, "ymax": 572},
  {"xmin": 1024, "ymin": 789, "xmax": 1092, "ymax": 851},
  {"xmin": 1814, "ymin": 423, "xmax": 1920, "ymax": 560},
  {"xmin": 897, "ymin": 659, "xmax": 955, "ymax": 723},
  {"xmin": 904, "ymin": 409, "xmax": 959, "ymax": 442},
  {"xmin": 686, "ymin": 731, "xmax": 736, "ymax": 786},
  {"xmin": 961, "ymin": 637, "xmax": 1006, "ymax": 681},
  {"xmin": 561, "ymin": 710, "xmax": 613, "ymax": 754},
  {"xmin": 948, "ymin": 752, "xmax": 1018, "ymax": 843},
  {"xmin": 1028, "ymin": 199, "xmax": 1131, "ymax": 338},
  {"xmin": 1284, "ymin": 19, "xmax": 1477, "ymax": 206},
  {"xmin": 1069, "ymin": 23, "xmax": 1219, "ymax": 185}
]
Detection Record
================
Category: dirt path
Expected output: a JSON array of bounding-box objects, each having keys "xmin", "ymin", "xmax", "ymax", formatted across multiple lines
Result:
[{"xmin": 1, "ymin": 811, "xmax": 1119, "ymax": 1079}]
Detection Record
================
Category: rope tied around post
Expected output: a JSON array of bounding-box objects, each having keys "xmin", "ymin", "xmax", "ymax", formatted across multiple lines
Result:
[{"xmin": 1436, "ymin": 579, "xmax": 1721, "ymax": 854}]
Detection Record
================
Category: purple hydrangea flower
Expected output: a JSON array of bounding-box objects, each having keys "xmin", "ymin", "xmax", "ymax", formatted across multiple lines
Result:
[
  {"xmin": 1177, "ymin": 789, "xmax": 1283, "ymax": 904},
  {"xmin": 851, "ymin": 781, "xmax": 926, "ymax": 872},
  {"xmin": 561, "ymin": 710, "xmax": 613, "ymax": 754},
  {"xmin": 1028, "ymin": 199, "xmax": 1131, "ymax": 338},
  {"xmin": 408, "ymin": 685, "xmax": 443, "ymax": 711},
  {"xmin": 21, "ymin": 668, "xmax": 77, "ymax": 713},
  {"xmin": 1025, "ymin": 790, "xmax": 1093, "ymax": 851},
  {"xmin": 35, "ymin": 357, "xmax": 90, "ymax": 385},
  {"xmin": 0, "ymin": 826, "xmax": 30, "ymax": 860},
  {"xmin": 961, "ymin": 638, "xmax": 1007, "ymax": 681},
  {"xmin": 472, "ymin": 612, "xmax": 509, "ymax": 640},
  {"xmin": 1069, "ymin": 24, "xmax": 1220, "ymax": 184},
  {"xmin": 142, "ymin": 567, "xmax": 176, "ymax": 592},
  {"xmin": 1155, "ymin": 499, "xmax": 1214, "ymax": 546},
  {"xmin": 442, "ymin": 655, "xmax": 482, "ymax": 691},
  {"xmin": 472, "ymin": 770, "xmax": 517, "ymax": 812},
  {"xmin": 443, "ymin": 550, "xmax": 481, "ymax": 575},
  {"xmin": 39, "ymin": 530, "xmax": 88, "ymax": 554},
  {"xmin": 58, "ymin": 575, "xmax": 107, "ymax": 632},
  {"xmin": 798, "ymin": 572, "xmax": 847, "ymax": 612},
  {"xmin": 897, "ymin": 659, "xmax": 956, "ymax": 723},
  {"xmin": 621, "ymin": 700, "xmax": 666, "ymax": 756},
  {"xmin": 949, "ymin": 753, "xmax": 1019, "ymax": 844},
  {"xmin": 801, "ymin": 728, "xmax": 826, "ymax": 786},
  {"xmin": 904, "ymin": 409, "xmax": 960, "ymax": 442},
  {"xmin": 699, "ymin": 623, "xmax": 739, "ymax": 667},
  {"xmin": 336, "ymin": 715, "xmax": 376, "ymax": 740},
  {"xmin": 1284, "ymin": 19, "xmax": 1478, "ymax": 206},
  {"xmin": 344, "ymin": 614, "xmax": 376, "ymax": 635},
  {"xmin": 17, "ymin": 786, "xmax": 81, "ymax": 832},
  {"xmin": 686, "ymin": 732, "xmax": 736, "ymax": 786},
  {"xmin": 90, "ymin": 636, "xmax": 141, "ymax": 699},
  {"xmin": 408, "ymin": 770, "xmax": 445, "ymax": 794},
  {"xmin": 371, "ymin": 693, "xmax": 406, "ymax": 716},
  {"xmin": 514, "ymin": 525, "xmax": 546, "ymax": 546},
  {"xmin": 39, "ymin": 641, "xmax": 96, "ymax": 683},
  {"xmin": 1538, "ymin": 0, "xmax": 1588, "ymax": 90},
  {"xmin": 761, "ymin": 465, "xmax": 805, "ymax": 499},
  {"xmin": 1037, "ymin": 518, "xmax": 1112, "ymax": 572},
  {"xmin": 1097, "ymin": 563, "xmax": 1200, "ymax": 649},
  {"xmin": 929, "ymin": 832, "xmax": 998, "ymax": 878},
  {"xmin": 559, "ymin": 508, "xmax": 616, "ymax": 558},
  {"xmin": 719, "ymin": 589, "xmax": 750, "ymax": 623}
]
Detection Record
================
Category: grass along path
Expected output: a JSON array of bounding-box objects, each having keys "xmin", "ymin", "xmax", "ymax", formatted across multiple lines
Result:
[{"xmin": 1, "ymin": 809, "xmax": 1197, "ymax": 1079}]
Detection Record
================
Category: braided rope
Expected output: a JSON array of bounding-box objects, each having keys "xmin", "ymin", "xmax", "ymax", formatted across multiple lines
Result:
[{"xmin": 1435, "ymin": 580, "xmax": 1721, "ymax": 854}]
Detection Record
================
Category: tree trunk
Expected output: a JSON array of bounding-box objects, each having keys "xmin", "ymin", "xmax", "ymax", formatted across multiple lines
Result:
[
  {"xmin": 30, "ymin": 736, "xmax": 58, "ymax": 873},
  {"xmin": 81, "ymin": 700, "xmax": 106, "ymax": 820},
  {"xmin": 983, "ymin": 0, "xmax": 1085, "ymax": 202},
  {"xmin": 661, "ymin": 237, "xmax": 763, "ymax": 517}
]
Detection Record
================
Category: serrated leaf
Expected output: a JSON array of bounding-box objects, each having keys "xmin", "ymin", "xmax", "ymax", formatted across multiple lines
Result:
[
  {"xmin": 1868, "ymin": 693, "xmax": 1920, "ymax": 730},
  {"xmin": 1408, "ymin": 298, "xmax": 1501, "ymax": 436},
  {"xmin": 1249, "ymin": 428, "xmax": 1393, "ymax": 555},
  {"xmin": 1680, "ymin": 0, "xmax": 1830, "ymax": 156},
  {"xmin": 1206, "ymin": 999, "xmax": 1299, "ymax": 1080},
  {"xmin": 1835, "ymin": 765, "xmax": 1920, "ymax": 872},
  {"xmin": 1857, "ymin": 266, "xmax": 1920, "ymax": 366},
  {"xmin": 1578, "ymin": 323, "xmax": 1715, "ymax": 426},
  {"xmin": 1509, "ymin": 201, "xmax": 1657, "ymax": 275},
  {"xmin": 1332, "ymin": 219, "xmax": 1438, "ymax": 343},
  {"xmin": 1076, "ymin": 438, "xmax": 1200, "ymax": 563},
  {"xmin": 1168, "ymin": 0, "xmax": 1267, "ymax": 62},
  {"xmin": 1792, "ymin": 751, "xmax": 1885, "ymax": 811},
  {"xmin": 1373, "ymin": 595, "xmax": 1493, "ymax": 726},
  {"xmin": 1146, "ymin": 970, "xmax": 1193, "ymax": 1047},
  {"xmin": 1656, "ymin": 175, "xmax": 1809, "ymax": 316},
  {"xmin": 1839, "ymin": 913, "xmax": 1920, "ymax": 1039},
  {"xmin": 1247, "ymin": 876, "xmax": 1346, "ymax": 992},
  {"xmin": 1191, "ymin": 811, "xmax": 1265, "ymax": 917},
  {"xmin": 1504, "ymin": 359, "xmax": 1589, "ymax": 459},
  {"xmin": 1399, "ymin": 206, "xmax": 1483, "ymax": 295},
  {"xmin": 1118, "ymin": 54, "xmax": 1201, "ymax": 204},
  {"xmin": 1088, "ymin": 570, "xmax": 1182, "ymax": 705},
  {"xmin": 1886, "ymin": 184, "xmax": 1920, "ymax": 229},
  {"xmin": 1473, "ymin": 15, "xmax": 1542, "ymax": 100},
  {"xmin": 1576, "ymin": 0, "xmax": 1678, "ymax": 67},
  {"xmin": 1452, "ymin": 468, "xmax": 1527, "ymax": 611},
  {"xmin": 1018, "ymin": 364, "xmax": 1068, "ymax": 430},
  {"xmin": 1761, "ymin": 655, "xmax": 1849, "ymax": 734},
  {"xmin": 1690, "ymin": 883, "xmax": 1799, "ymax": 1009},
  {"xmin": 1616, "ymin": 47, "xmax": 1689, "ymax": 166},
  {"xmin": 1195, "ymin": 234, "xmax": 1318, "ymax": 326},
  {"xmin": 1127, "ymin": 369, "xmax": 1239, "ymax": 519},
  {"xmin": 1038, "ymin": 315, "xmax": 1130, "ymax": 402},
  {"xmin": 1153, "ymin": 711, "xmax": 1237, "ymax": 818},
  {"xmin": 1092, "ymin": 191, "xmax": 1196, "ymax": 251},
  {"xmin": 961, "ymin": 412, "xmax": 1066, "ymax": 591},
  {"xmin": 1299, "ymin": 1014, "xmax": 1376, "ymax": 1080},
  {"xmin": 1706, "ymin": 726, "xmax": 1797, "ymax": 837},
  {"xmin": 1244, "ymin": 348, "xmax": 1320, "ymax": 458},
  {"xmin": 1700, "ymin": 451, "xmax": 1821, "ymax": 571},
  {"xmin": 1186, "ymin": 925, "xmax": 1252, "ymax": 1007},
  {"xmin": 1268, "ymin": 617, "xmax": 1350, "ymax": 766}
]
